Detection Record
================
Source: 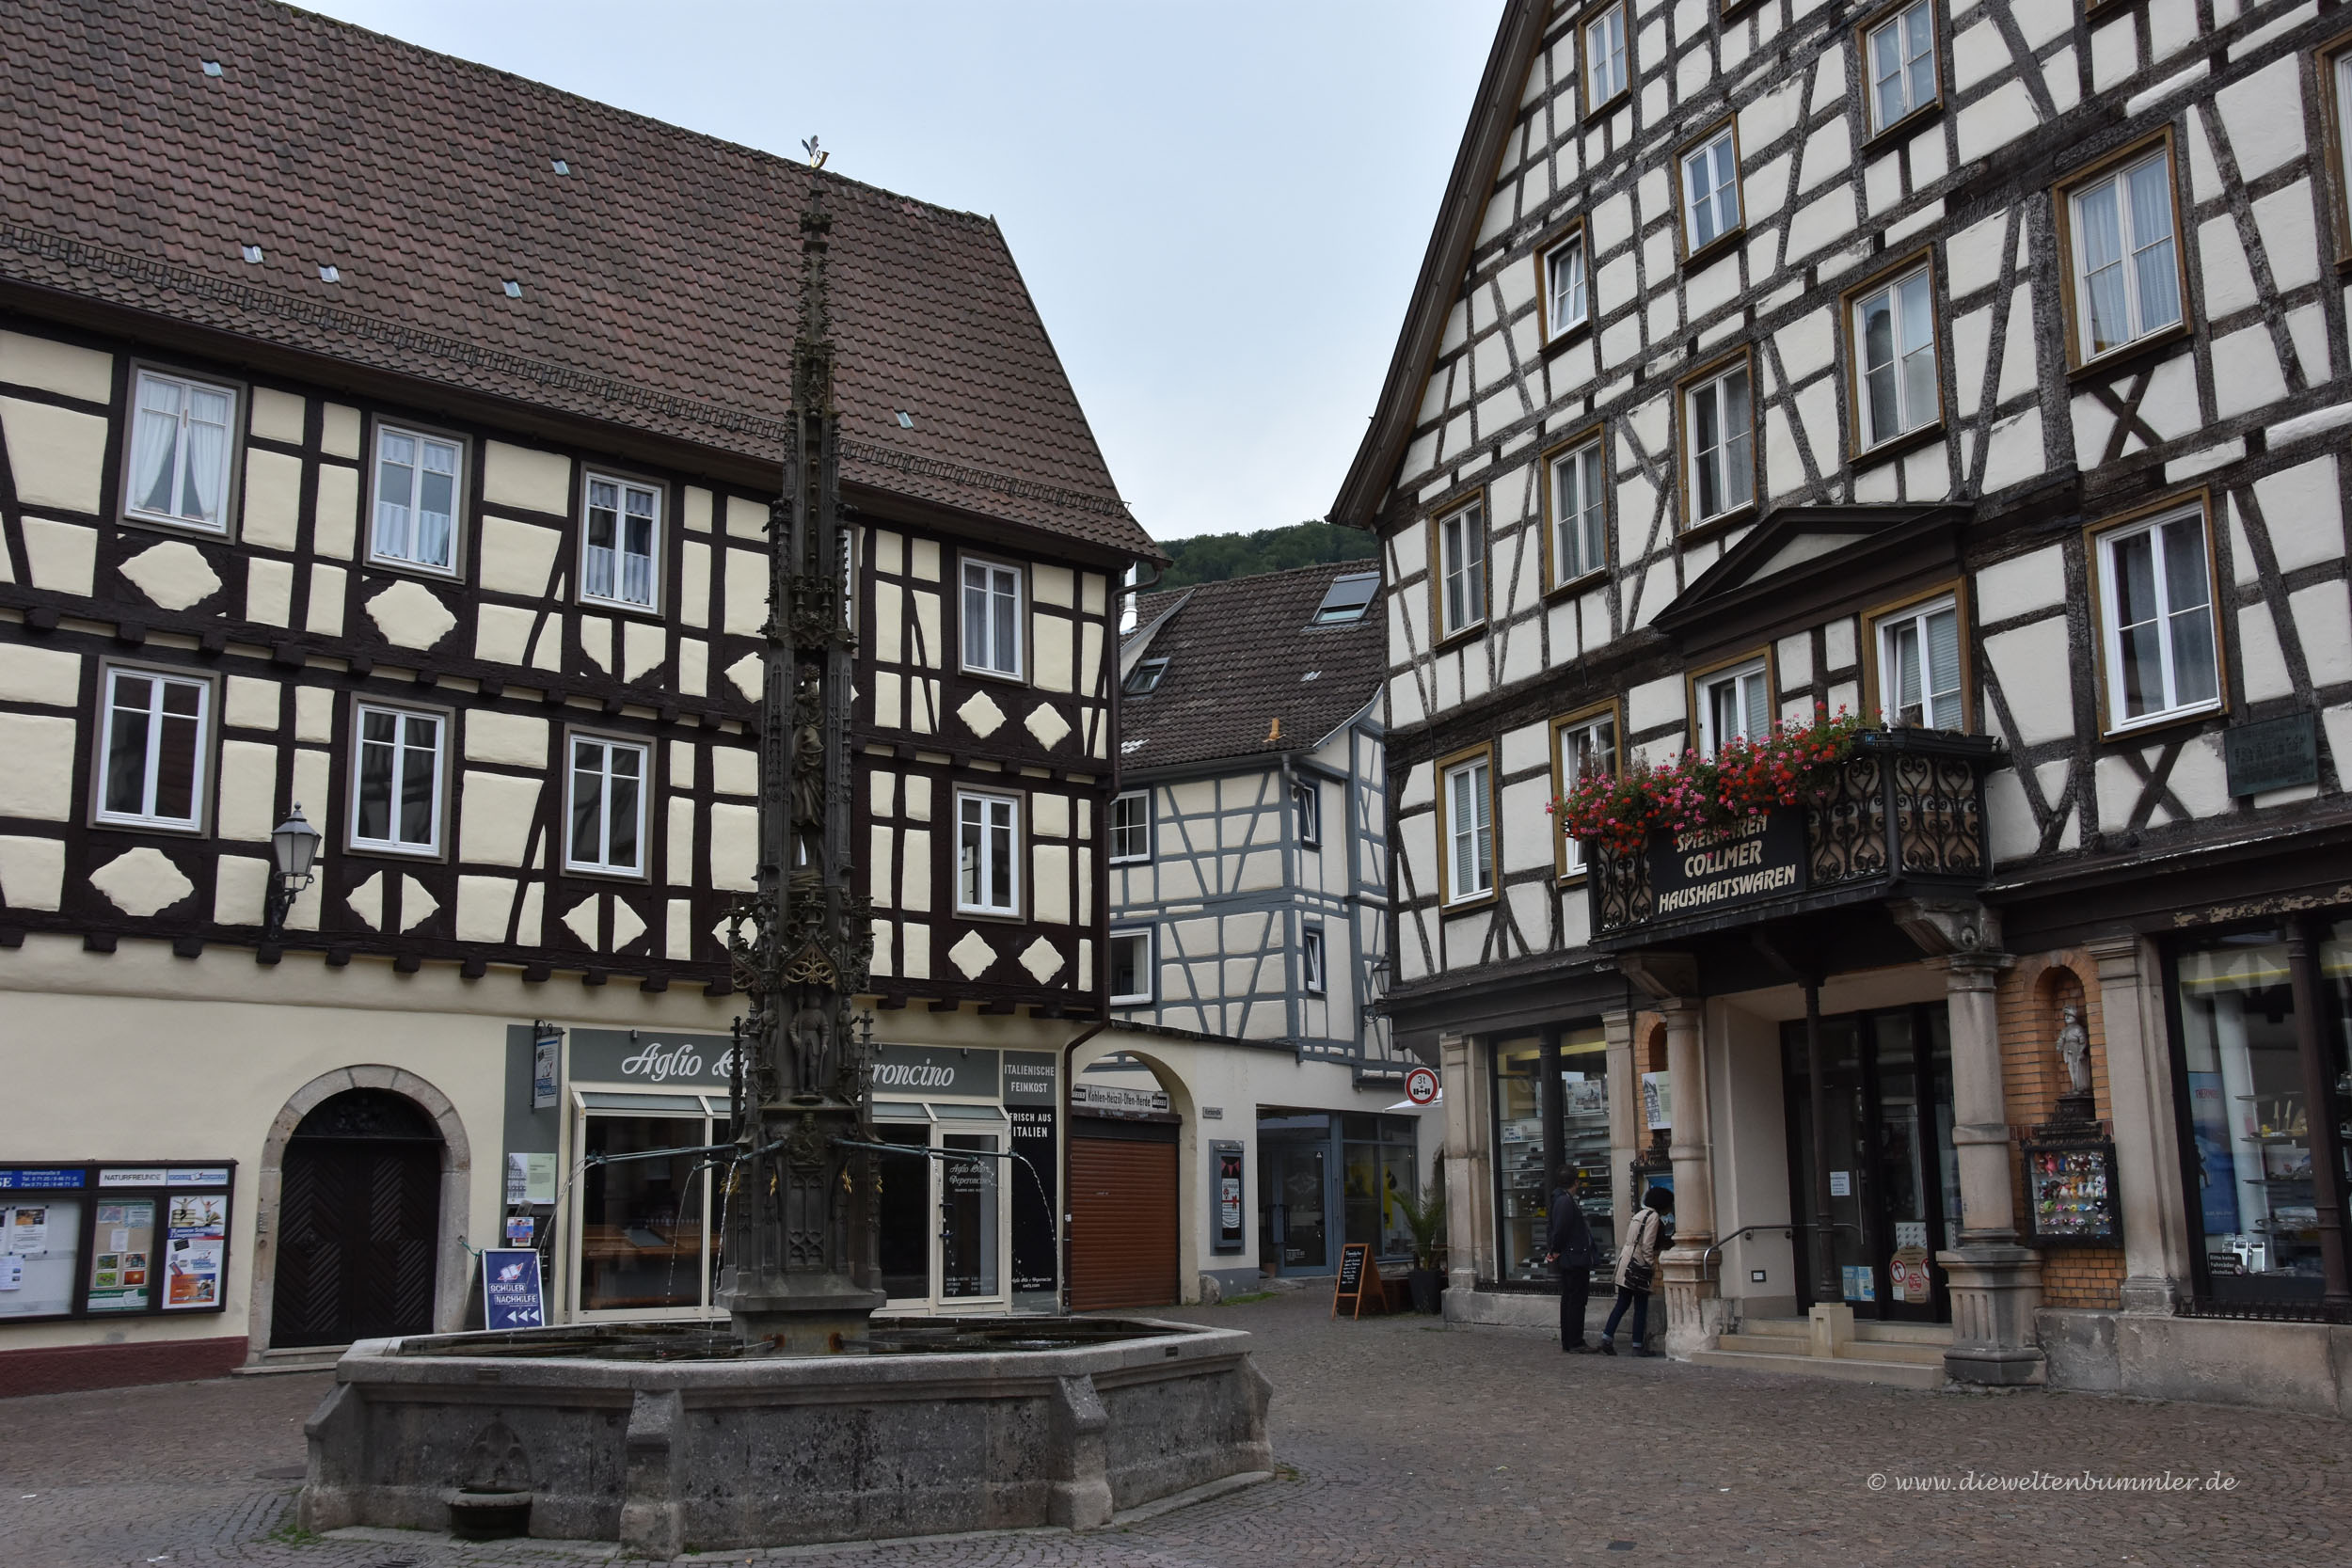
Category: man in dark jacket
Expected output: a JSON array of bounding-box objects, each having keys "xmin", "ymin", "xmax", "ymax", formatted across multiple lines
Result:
[{"xmin": 1543, "ymin": 1168, "xmax": 1597, "ymax": 1353}]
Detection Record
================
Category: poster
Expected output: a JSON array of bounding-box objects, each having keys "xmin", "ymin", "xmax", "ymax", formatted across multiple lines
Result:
[
  {"xmin": 504, "ymin": 1214, "xmax": 536, "ymax": 1247},
  {"xmin": 1840, "ymin": 1263, "xmax": 1877, "ymax": 1302},
  {"xmin": 1, "ymin": 1197, "xmax": 82, "ymax": 1318},
  {"xmin": 162, "ymin": 1192, "xmax": 227, "ymax": 1310},
  {"xmin": 1892, "ymin": 1244, "xmax": 1932, "ymax": 1304},
  {"xmin": 87, "ymin": 1200, "xmax": 155, "ymax": 1312},
  {"xmin": 1640, "ymin": 1071, "xmax": 1673, "ymax": 1132},
  {"xmin": 8, "ymin": 1207, "xmax": 48, "ymax": 1253},
  {"xmin": 482, "ymin": 1248, "xmax": 546, "ymax": 1329}
]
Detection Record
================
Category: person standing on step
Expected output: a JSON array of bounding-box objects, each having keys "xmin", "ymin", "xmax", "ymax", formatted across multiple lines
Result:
[
  {"xmin": 1600, "ymin": 1186, "xmax": 1673, "ymax": 1358},
  {"xmin": 1543, "ymin": 1167, "xmax": 1598, "ymax": 1353}
]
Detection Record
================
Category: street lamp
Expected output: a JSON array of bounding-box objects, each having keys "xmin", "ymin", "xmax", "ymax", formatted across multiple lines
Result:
[{"xmin": 262, "ymin": 803, "xmax": 322, "ymax": 945}]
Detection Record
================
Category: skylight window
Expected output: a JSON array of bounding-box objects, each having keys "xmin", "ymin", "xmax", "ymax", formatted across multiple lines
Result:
[
  {"xmin": 502, "ymin": 279, "xmax": 523, "ymax": 298},
  {"xmin": 550, "ymin": 159, "xmax": 571, "ymax": 175},
  {"xmin": 200, "ymin": 60, "xmax": 223, "ymax": 77},
  {"xmin": 317, "ymin": 264, "xmax": 340, "ymax": 282},
  {"xmin": 1311, "ymin": 572, "xmax": 1378, "ymax": 624},
  {"xmin": 1124, "ymin": 657, "xmax": 1169, "ymax": 695},
  {"xmin": 896, "ymin": 411, "xmax": 914, "ymax": 429},
  {"xmin": 240, "ymin": 245, "xmax": 263, "ymax": 263}
]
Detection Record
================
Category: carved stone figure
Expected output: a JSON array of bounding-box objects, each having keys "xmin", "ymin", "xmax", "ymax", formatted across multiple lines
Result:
[
  {"xmin": 2056, "ymin": 1004, "xmax": 2090, "ymax": 1096},
  {"xmin": 789, "ymin": 1005, "xmax": 831, "ymax": 1099}
]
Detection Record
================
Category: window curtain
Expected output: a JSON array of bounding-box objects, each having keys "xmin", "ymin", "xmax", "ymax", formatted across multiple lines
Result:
[
  {"xmin": 181, "ymin": 386, "xmax": 231, "ymax": 524},
  {"xmin": 128, "ymin": 376, "xmax": 183, "ymax": 517}
]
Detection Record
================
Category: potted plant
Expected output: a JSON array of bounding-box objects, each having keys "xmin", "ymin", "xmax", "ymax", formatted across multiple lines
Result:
[{"xmin": 1397, "ymin": 1186, "xmax": 1448, "ymax": 1313}]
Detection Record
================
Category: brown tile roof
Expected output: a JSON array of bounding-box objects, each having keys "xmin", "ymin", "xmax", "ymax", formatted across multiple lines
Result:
[
  {"xmin": 1119, "ymin": 562, "xmax": 1384, "ymax": 772},
  {"xmin": 0, "ymin": 0, "xmax": 1155, "ymax": 558}
]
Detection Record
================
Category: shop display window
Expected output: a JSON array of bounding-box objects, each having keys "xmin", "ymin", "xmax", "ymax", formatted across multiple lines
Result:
[
  {"xmin": 579, "ymin": 1114, "xmax": 712, "ymax": 1314},
  {"xmin": 1340, "ymin": 1114, "xmax": 1421, "ymax": 1259},
  {"xmin": 2171, "ymin": 926, "xmax": 2352, "ymax": 1310},
  {"xmin": 1491, "ymin": 1029, "xmax": 1614, "ymax": 1284}
]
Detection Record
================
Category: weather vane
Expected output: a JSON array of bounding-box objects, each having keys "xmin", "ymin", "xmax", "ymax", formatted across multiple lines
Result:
[{"xmin": 802, "ymin": 135, "xmax": 827, "ymax": 170}]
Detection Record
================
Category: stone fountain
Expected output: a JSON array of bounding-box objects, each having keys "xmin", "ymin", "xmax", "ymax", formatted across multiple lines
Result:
[{"xmin": 296, "ymin": 176, "xmax": 1270, "ymax": 1556}]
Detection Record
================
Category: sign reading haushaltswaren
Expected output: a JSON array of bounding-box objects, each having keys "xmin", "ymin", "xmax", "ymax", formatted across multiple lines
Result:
[{"xmin": 1646, "ymin": 810, "xmax": 1807, "ymax": 918}]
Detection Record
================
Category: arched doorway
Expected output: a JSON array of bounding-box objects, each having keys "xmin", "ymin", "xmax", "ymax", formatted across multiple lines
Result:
[{"xmin": 270, "ymin": 1088, "xmax": 445, "ymax": 1347}]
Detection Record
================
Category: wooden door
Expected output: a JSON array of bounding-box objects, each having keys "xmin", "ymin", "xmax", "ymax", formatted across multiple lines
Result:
[
  {"xmin": 1068, "ymin": 1134, "xmax": 1178, "ymax": 1311},
  {"xmin": 272, "ymin": 1138, "xmax": 441, "ymax": 1347}
]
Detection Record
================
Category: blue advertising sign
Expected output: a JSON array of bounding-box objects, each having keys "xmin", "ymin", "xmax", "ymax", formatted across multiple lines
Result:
[
  {"xmin": 482, "ymin": 1247, "xmax": 546, "ymax": 1330},
  {"xmin": 0, "ymin": 1169, "xmax": 85, "ymax": 1189}
]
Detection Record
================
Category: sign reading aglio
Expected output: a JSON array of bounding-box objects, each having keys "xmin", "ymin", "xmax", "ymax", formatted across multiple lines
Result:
[{"xmin": 1646, "ymin": 809, "xmax": 1807, "ymax": 918}]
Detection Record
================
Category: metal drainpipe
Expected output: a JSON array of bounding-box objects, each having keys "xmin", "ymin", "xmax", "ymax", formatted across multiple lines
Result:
[
  {"xmin": 1279, "ymin": 752, "xmax": 1303, "ymax": 1062},
  {"xmin": 1057, "ymin": 1019, "xmax": 1109, "ymax": 1314}
]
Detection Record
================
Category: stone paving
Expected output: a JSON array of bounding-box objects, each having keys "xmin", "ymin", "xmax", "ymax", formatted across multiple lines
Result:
[{"xmin": 2, "ymin": 1289, "xmax": 2344, "ymax": 1566}]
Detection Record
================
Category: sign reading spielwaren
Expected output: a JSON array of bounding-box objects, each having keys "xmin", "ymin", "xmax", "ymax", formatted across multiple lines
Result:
[{"xmin": 1646, "ymin": 809, "xmax": 1807, "ymax": 918}]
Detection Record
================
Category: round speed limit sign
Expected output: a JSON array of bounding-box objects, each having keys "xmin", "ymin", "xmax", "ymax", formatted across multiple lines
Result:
[{"xmin": 1404, "ymin": 1066, "xmax": 1440, "ymax": 1105}]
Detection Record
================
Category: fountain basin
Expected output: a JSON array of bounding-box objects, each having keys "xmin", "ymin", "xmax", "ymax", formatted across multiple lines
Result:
[{"xmin": 298, "ymin": 1317, "xmax": 1272, "ymax": 1555}]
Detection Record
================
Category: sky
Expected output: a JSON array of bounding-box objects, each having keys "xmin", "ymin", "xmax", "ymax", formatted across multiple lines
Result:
[{"xmin": 297, "ymin": 1, "xmax": 1501, "ymax": 543}]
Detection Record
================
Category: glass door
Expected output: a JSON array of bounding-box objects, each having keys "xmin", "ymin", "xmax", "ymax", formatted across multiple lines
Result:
[
  {"xmin": 939, "ymin": 1132, "xmax": 1002, "ymax": 1303},
  {"xmin": 875, "ymin": 1121, "xmax": 932, "ymax": 1303},
  {"xmin": 1263, "ymin": 1142, "xmax": 1328, "ymax": 1273}
]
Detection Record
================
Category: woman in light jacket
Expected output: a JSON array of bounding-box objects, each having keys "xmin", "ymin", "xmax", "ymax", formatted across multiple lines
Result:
[{"xmin": 1599, "ymin": 1186, "xmax": 1673, "ymax": 1357}]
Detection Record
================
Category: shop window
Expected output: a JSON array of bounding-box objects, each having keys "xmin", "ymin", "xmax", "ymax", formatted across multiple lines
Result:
[
  {"xmin": 579, "ymin": 1113, "xmax": 711, "ymax": 1314},
  {"xmin": 1295, "ymin": 779, "xmax": 1322, "ymax": 847},
  {"xmin": 961, "ymin": 557, "xmax": 1025, "ymax": 677},
  {"xmin": 1876, "ymin": 594, "xmax": 1964, "ymax": 730},
  {"xmin": 956, "ymin": 789, "xmax": 1021, "ymax": 913},
  {"xmin": 1866, "ymin": 0, "xmax": 1938, "ymax": 137},
  {"xmin": 1553, "ymin": 708, "xmax": 1618, "ymax": 876},
  {"xmin": 1583, "ymin": 2, "xmax": 1629, "ymax": 114},
  {"xmin": 1108, "ymin": 789, "xmax": 1152, "ymax": 863},
  {"xmin": 2093, "ymin": 503, "xmax": 2219, "ymax": 732},
  {"xmin": 1108, "ymin": 927, "xmax": 1153, "ymax": 1006},
  {"xmin": 1549, "ymin": 437, "xmax": 1608, "ymax": 585},
  {"xmin": 1437, "ymin": 499, "xmax": 1486, "ymax": 638},
  {"xmin": 1491, "ymin": 1031, "xmax": 1615, "ymax": 1284},
  {"xmin": 1680, "ymin": 125, "xmax": 1742, "ymax": 253},
  {"xmin": 580, "ymin": 474, "xmax": 660, "ymax": 610},
  {"xmin": 124, "ymin": 367, "xmax": 236, "ymax": 532},
  {"xmin": 370, "ymin": 424, "xmax": 463, "ymax": 573},
  {"xmin": 1543, "ymin": 232, "xmax": 1589, "ymax": 340},
  {"xmin": 2061, "ymin": 143, "xmax": 2184, "ymax": 364},
  {"xmin": 2172, "ymin": 927, "xmax": 2352, "ymax": 1312},
  {"xmin": 96, "ymin": 666, "xmax": 211, "ymax": 832},
  {"xmin": 566, "ymin": 734, "xmax": 648, "ymax": 876},
  {"xmin": 1696, "ymin": 658, "xmax": 1771, "ymax": 752},
  {"xmin": 1439, "ymin": 752, "xmax": 1494, "ymax": 905},
  {"xmin": 1341, "ymin": 1112, "xmax": 1422, "ymax": 1259},
  {"xmin": 1302, "ymin": 925, "xmax": 1327, "ymax": 995},
  {"xmin": 875, "ymin": 1123, "xmax": 932, "ymax": 1301},
  {"xmin": 1682, "ymin": 359, "xmax": 1754, "ymax": 527},
  {"xmin": 350, "ymin": 702, "xmax": 444, "ymax": 854},
  {"xmin": 1851, "ymin": 262, "xmax": 1939, "ymax": 449}
]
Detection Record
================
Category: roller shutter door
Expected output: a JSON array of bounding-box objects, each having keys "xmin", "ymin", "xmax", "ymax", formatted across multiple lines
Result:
[{"xmin": 1068, "ymin": 1132, "xmax": 1178, "ymax": 1311}]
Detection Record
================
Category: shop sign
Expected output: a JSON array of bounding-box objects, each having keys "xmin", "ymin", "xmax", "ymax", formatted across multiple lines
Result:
[
  {"xmin": 874, "ymin": 1044, "xmax": 1000, "ymax": 1099},
  {"xmin": 1006, "ymin": 1051, "xmax": 1059, "ymax": 1297},
  {"xmin": 482, "ymin": 1247, "xmax": 546, "ymax": 1329},
  {"xmin": 1072, "ymin": 1083, "xmax": 1168, "ymax": 1114},
  {"xmin": 1002, "ymin": 1052, "xmax": 1057, "ymax": 1104},
  {"xmin": 0, "ymin": 1169, "xmax": 84, "ymax": 1189},
  {"xmin": 2224, "ymin": 712, "xmax": 2318, "ymax": 798},
  {"xmin": 1646, "ymin": 810, "xmax": 1807, "ymax": 919},
  {"xmin": 569, "ymin": 1029, "xmax": 739, "ymax": 1087},
  {"xmin": 532, "ymin": 1034, "xmax": 562, "ymax": 1110}
]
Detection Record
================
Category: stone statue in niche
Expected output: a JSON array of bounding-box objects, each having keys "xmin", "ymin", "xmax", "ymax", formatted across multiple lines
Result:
[
  {"xmin": 2056, "ymin": 1004, "xmax": 2091, "ymax": 1097},
  {"xmin": 788, "ymin": 1005, "xmax": 832, "ymax": 1100}
]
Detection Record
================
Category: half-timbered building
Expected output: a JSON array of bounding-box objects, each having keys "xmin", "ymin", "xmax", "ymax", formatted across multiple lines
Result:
[
  {"xmin": 1335, "ymin": 0, "xmax": 2352, "ymax": 1415},
  {"xmin": 1060, "ymin": 562, "xmax": 1432, "ymax": 1307},
  {"xmin": 0, "ymin": 0, "xmax": 1151, "ymax": 1392}
]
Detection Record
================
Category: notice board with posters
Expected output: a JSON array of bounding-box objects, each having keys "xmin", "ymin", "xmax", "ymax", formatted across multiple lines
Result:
[{"xmin": 0, "ymin": 1164, "xmax": 234, "ymax": 1325}]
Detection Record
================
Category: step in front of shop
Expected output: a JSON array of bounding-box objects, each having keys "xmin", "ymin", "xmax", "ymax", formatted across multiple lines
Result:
[{"xmin": 1689, "ymin": 1318, "xmax": 1953, "ymax": 1389}]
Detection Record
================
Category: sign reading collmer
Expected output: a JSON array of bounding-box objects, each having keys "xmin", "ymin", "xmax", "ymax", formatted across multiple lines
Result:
[{"xmin": 1647, "ymin": 810, "xmax": 1807, "ymax": 918}]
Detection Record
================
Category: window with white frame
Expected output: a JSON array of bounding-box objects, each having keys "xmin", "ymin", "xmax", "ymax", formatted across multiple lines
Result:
[
  {"xmin": 1544, "ymin": 234, "xmax": 1588, "ymax": 338},
  {"xmin": 96, "ymin": 667, "xmax": 210, "ymax": 831},
  {"xmin": 1584, "ymin": 3, "xmax": 1629, "ymax": 111},
  {"xmin": 1878, "ymin": 596, "xmax": 1964, "ymax": 731},
  {"xmin": 2066, "ymin": 149, "xmax": 2183, "ymax": 362},
  {"xmin": 1295, "ymin": 780, "xmax": 1322, "ymax": 847},
  {"xmin": 1697, "ymin": 660, "xmax": 1771, "ymax": 753},
  {"xmin": 1854, "ymin": 265, "xmax": 1938, "ymax": 448},
  {"xmin": 1302, "ymin": 925, "xmax": 1327, "ymax": 996},
  {"xmin": 1684, "ymin": 362, "xmax": 1754, "ymax": 525},
  {"xmin": 1681, "ymin": 127, "xmax": 1741, "ymax": 251},
  {"xmin": 1108, "ymin": 789, "xmax": 1152, "ymax": 863},
  {"xmin": 1551, "ymin": 439, "xmax": 1607, "ymax": 583},
  {"xmin": 1443, "ymin": 754, "xmax": 1494, "ymax": 904},
  {"xmin": 957, "ymin": 790, "xmax": 1021, "ymax": 913},
  {"xmin": 1555, "ymin": 711, "xmax": 1617, "ymax": 875},
  {"xmin": 1438, "ymin": 502, "xmax": 1486, "ymax": 636},
  {"xmin": 124, "ymin": 368, "xmax": 235, "ymax": 531},
  {"xmin": 351, "ymin": 703, "xmax": 444, "ymax": 853},
  {"xmin": 581, "ymin": 475, "xmax": 660, "ymax": 609},
  {"xmin": 1867, "ymin": 1, "xmax": 1936, "ymax": 135},
  {"xmin": 566, "ymin": 734, "xmax": 648, "ymax": 875},
  {"xmin": 961, "ymin": 559, "xmax": 1024, "ymax": 676},
  {"xmin": 1108, "ymin": 928, "xmax": 1153, "ymax": 1006},
  {"xmin": 2096, "ymin": 507, "xmax": 2219, "ymax": 729},
  {"xmin": 370, "ymin": 425, "xmax": 463, "ymax": 572}
]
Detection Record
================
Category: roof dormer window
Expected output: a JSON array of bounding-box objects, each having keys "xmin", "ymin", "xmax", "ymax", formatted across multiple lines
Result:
[
  {"xmin": 1312, "ymin": 572, "xmax": 1379, "ymax": 624},
  {"xmin": 1124, "ymin": 657, "xmax": 1169, "ymax": 695}
]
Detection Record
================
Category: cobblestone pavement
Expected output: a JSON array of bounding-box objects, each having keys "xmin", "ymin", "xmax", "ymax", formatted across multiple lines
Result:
[{"xmin": 3, "ymin": 1289, "xmax": 2345, "ymax": 1567}]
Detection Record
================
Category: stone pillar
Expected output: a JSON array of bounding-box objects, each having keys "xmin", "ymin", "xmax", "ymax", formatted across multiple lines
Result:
[
  {"xmin": 1938, "ymin": 951, "xmax": 2044, "ymax": 1386},
  {"xmin": 1602, "ymin": 1009, "xmax": 1637, "ymax": 1248},
  {"xmin": 1438, "ymin": 1031, "xmax": 1486, "ymax": 1292},
  {"xmin": 2089, "ymin": 935, "xmax": 2191, "ymax": 1313},
  {"xmin": 1658, "ymin": 998, "xmax": 1724, "ymax": 1357}
]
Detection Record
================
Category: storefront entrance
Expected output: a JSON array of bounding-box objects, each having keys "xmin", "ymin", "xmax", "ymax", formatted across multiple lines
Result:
[
  {"xmin": 271, "ymin": 1089, "xmax": 443, "ymax": 1348},
  {"xmin": 1781, "ymin": 1006, "xmax": 1959, "ymax": 1323}
]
